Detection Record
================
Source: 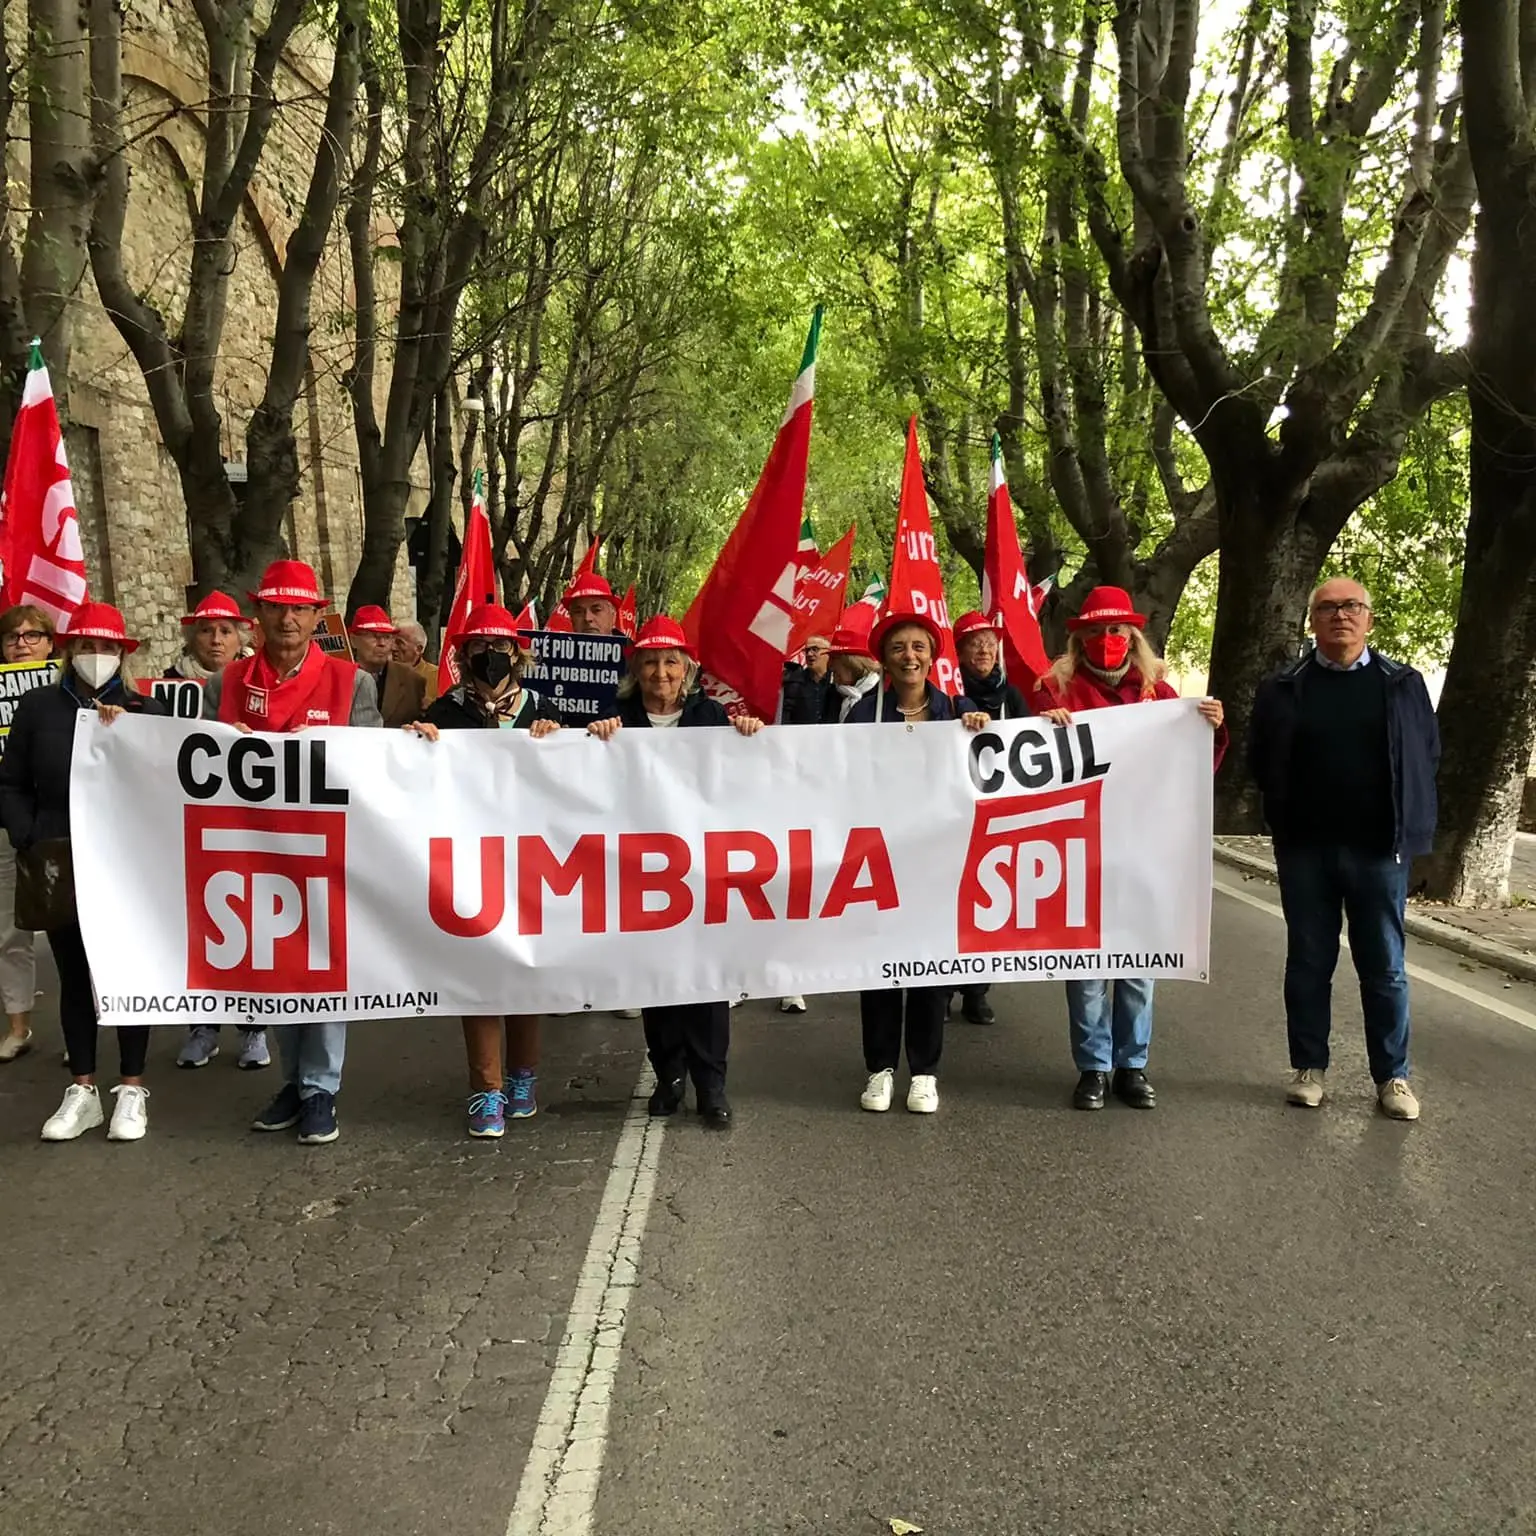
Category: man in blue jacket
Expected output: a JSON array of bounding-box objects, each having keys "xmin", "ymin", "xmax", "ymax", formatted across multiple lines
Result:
[{"xmin": 1247, "ymin": 578, "xmax": 1439, "ymax": 1122}]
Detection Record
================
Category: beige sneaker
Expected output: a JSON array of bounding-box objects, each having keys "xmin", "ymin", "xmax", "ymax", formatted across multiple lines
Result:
[
  {"xmin": 1286, "ymin": 1068, "xmax": 1326, "ymax": 1107},
  {"xmin": 1378, "ymin": 1078, "xmax": 1420, "ymax": 1121}
]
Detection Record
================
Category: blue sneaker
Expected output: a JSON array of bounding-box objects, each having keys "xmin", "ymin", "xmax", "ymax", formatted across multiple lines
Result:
[
  {"xmin": 177, "ymin": 1025, "xmax": 220, "ymax": 1068},
  {"xmin": 504, "ymin": 1070, "xmax": 537, "ymax": 1120},
  {"xmin": 468, "ymin": 1089, "xmax": 507, "ymax": 1139},
  {"xmin": 251, "ymin": 1082, "xmax": 302, "ymax": 1132},
  {"xmin": 297, "ymin": 1090, "xmax": 339, "ymax": 1145}
]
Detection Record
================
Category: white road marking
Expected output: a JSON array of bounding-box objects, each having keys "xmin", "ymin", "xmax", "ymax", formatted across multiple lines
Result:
[
  {"xmin": 1214, "ymin": 877, "xmax": 1536, "ymax": 1034},
  {"xmin": 507, "ymin": 1064, "xmax": 663, "ymax": 1536}
]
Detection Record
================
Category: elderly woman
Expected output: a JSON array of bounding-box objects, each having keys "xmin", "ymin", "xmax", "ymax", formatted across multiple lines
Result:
[
  {"xmin": 845, "ymin": 609, "xmax": 991, "ymax": 1115},
  {"xmin": 587, "ymin": 615, "xmax": 764, "ymax": 1128},
  {"xmin": 168, "ymin": 591, "xmax": 249, "ymax": 680},
  {"xmin": 821, "ymin": 621, "xmax": 881, "ymax": 722},
  {"xmin": 1033, "ymin": 585, "xmax": 1226, "ymax": 1112},
  {"xmin": 407, "ymin": 603, "xmax": 562, "ymax": 1138},
  {"xmin": 0, "ymin": 605, "xmax": 55, "ymax": 1063},
  {"xmin": 0, "ymin": 604, "xmax": 168, "ymax": 1141}
]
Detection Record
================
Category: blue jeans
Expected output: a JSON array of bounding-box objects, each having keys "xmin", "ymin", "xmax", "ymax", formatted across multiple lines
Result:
[
  {"xmin": 1274, "ymin": 844, "xmax": 1410, "ymax": 1083},
  {"xmin": 275, "ymin": 1022, "xmax": 347, "ymax": 1098},
  {"xmin": 1065, "ymin": 978, "xmax": 1154, "ymax": 1072}
]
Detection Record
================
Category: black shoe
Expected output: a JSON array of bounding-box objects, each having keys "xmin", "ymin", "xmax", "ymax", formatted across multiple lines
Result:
[
  {"xmin": 961, "ymin": 994, "xmax": 995, "ymax": 1026},
  {"xmin": 1112, "ymin": 1068, "xmax": 1156, "ymax": 1109},
  {"xmin": 1073, "ymin": 1071, "xmax": 1108, "ymax": 1111},
  {"xmin": 647, "ymin": 1076, "xmax": 685, "ymax": 1117},
  {"xmin": 696, "ymin": 1090, "xmax": 732, "ymax": 1129}
]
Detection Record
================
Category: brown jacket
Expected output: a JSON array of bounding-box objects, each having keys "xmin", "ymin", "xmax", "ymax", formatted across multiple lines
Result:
[
  {"xmin": 412, "ymin": 657, "xmax": 439, "ymax": 705},
  {"xmin": 371, "ymin": 659, "xmax": 428, "ymax": 728}
]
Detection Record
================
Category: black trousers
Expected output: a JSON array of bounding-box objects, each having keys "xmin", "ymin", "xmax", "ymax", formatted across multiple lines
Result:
[
  {"xmin": 642, "ymin": 1002, "xmax": 729, "ymax": 1093},
  {"xmin": 860, "ymin": 986, "xmax": 945, "ymax": 1075},
  {"xmin": 48, "ymin": 922, "xmax": 148, "ymax": 1078}
]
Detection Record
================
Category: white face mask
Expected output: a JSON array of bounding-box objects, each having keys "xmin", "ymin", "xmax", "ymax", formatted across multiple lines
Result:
[{"xmin": 72, "ymin": 652, "xmax": 121, "ymax": 691}]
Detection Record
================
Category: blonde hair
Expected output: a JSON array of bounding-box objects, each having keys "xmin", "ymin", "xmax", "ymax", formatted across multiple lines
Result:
[
  {"xmin": 831, "ymin": 652, "xmax": 878, "ymax": 683},
  {"xmin": 617, "ymin": 649, "xmax": 699, "ymax": 701},
  {"xmin": 61, "ymin": 635, "xmax": 142, "ymax": 692},
  {"xmin": 1046, "ymin": 627, "xmax": 1165, "ymax": 700}
]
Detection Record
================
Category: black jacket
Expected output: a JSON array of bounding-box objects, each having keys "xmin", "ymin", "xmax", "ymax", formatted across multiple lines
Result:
[
  {"xmin": 959, "ymin": 665, "xmax": 1029, "ymax": 720},
  {"xmin": 614, "ymin": 690, "xmax": 729, "ymax": 729},
  {"xmin": 781, "ymin": 662, "xmax": 832, "ymax": 725},
  {"xmin": 0, "ymin": 677, "xmax": 168, "ymax": 849},
  {"xmin": 424, "ymin": 684, "xmax": 562, "ymax": 731},
  {"xmin": 843, "ymin": 681, "xmax": 978, "ymax": 724},
  {"xmin": 1247, "ymin": 650, "xmax": 1439, "ymax": 859}
]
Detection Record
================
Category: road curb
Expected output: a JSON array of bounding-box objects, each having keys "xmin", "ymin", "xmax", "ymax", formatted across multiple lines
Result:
[{"xmin": 1212, "ymin": 843, "xmax": 1536, "ymax": 985}]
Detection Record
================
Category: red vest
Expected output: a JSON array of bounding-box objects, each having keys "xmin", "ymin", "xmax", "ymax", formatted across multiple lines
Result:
[{"xmin": 218, "ymin": 644, "xmax": 358, "ymax": 732}]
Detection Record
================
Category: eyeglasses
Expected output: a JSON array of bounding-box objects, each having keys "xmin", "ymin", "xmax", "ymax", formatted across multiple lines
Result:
[
  {"xmin": 4, "ymin": 629, "xmax": 48, "ymax": 646},
  {"xmin": 1312, "ymin": 600, "xmax": 1370, "ymax": 618}
]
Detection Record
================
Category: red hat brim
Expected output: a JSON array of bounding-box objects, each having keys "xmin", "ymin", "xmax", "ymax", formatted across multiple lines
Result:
[
  {"xmin": 869, "ymin": 609, "xmax": 944, "ymax": 663},
  {"xmin": 1066, "ymin": 608, "xmax": 1146, "ymax": 631},
  {"xmin": 67, "ymin": 628, "xmax": 139, "ymax": 654}
]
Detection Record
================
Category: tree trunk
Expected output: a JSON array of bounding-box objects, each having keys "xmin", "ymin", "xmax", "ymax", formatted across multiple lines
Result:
[
  {"xmin": 416, "ymin": 389, "xmax": 456, "ymax": 643},
  {"xmin": 1206, "ymin": 473, "xmax": 1333, "ymax": 830},
  {"xmin": 1421, "ymin": 413, "xmax": 1536, "ymax": 902}
]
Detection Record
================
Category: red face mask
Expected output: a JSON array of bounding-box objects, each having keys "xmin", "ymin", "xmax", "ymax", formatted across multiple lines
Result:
[{"xmin": 1084, "ymin": 633, "xmax": 1130, "ymax": 671}]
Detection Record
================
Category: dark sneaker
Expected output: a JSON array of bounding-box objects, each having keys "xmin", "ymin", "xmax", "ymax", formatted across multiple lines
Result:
[
  {"xmin": 251, "ymin": 1083, "xmax": 303, "ymax": 1132},
  {"xmin": 297, "ymin": 1090, "xmax": 339, "ymax": 1145},
  {"xmin": 504, "ymin": 1069, "xmax": 537, "ymax": 1120}
]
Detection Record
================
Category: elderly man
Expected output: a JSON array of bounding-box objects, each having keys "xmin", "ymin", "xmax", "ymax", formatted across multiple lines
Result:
[
  {"xmin": 1248, "ymin": 578, "xmax": 1439, "ymax": 1122},
  {"xmin": 349, "ymin": 605, "xmax": 427, "ymax": 729},
  {"xmin": 565, "ymin": 571, "xmax": 621, "ymax": 635},
  {"xmin": 202, "ymin": 560, "xmax": 382, "ymax": 1146},
  {"xmin": 393, "ymin": 619, "xmax": 438, "ymax": 703}
]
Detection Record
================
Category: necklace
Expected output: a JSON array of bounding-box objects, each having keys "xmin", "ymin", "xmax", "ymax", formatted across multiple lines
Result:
[{"xmin": 897, "ymin": 701, "xmax": 929, "ymax": 718}]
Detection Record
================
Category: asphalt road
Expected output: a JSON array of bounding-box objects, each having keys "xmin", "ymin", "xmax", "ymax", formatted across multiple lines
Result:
[{"xmin": 4, "ymin": 878, "xmax": 1536, "ymax": 1536}]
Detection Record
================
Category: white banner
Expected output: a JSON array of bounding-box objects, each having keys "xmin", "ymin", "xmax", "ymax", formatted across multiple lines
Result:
[{"xmin": 70, "ymin": 701, "xmax": 1213, "ymax": 1025}]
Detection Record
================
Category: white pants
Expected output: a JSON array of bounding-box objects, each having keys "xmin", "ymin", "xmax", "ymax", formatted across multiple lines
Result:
[{"xmin": 0, "ymin": 844, "xmax": 37, "ymax": 1014}]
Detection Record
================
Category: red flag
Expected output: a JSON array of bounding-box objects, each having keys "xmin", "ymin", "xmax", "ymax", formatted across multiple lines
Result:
[
  {"xmin": 618, "ymin": 584, "xmax": 637, "ymax": 639},
  {"xmin": 545, "ymin": 603, "xmax": 572, "ymax": 633},
  {"xmin": 438, "ymin": 471, "xmax": 498, "ymax": 694},
  {"xmin": 510, "ymin": 598, "xmax": 538, "ymax": 632},
  {"xmin": 0, "ymin": 340, "xmax": 88, "ymax": 627},
  {"xmin": 683, "ymin": 311, "xmax": 820, "ymax": 719},
  {"xmin": 981, "ymin": 432, "xmax": 1051, "ymax": 687},
  {"xmin": 885, "ymin": 417, "xmax": 961, "ymax": 695},
  {"xmin": 789, "ymin": 524, "xmax": 855, "ymax": 652}
]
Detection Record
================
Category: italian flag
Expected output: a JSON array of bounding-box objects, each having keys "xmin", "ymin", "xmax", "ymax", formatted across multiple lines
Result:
[
  {"xmin": 684, "ymin": 308, "xmax": 821, "ymax": 719},
  {"xmin": 0, "ymin": 339, "xmax": 88, "ymax": 626}
]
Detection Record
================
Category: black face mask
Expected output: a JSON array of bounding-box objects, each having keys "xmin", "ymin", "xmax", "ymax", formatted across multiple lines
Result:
[{"xmin": 467, "ymin": 649, "xmax": 514, "ymax": 689}]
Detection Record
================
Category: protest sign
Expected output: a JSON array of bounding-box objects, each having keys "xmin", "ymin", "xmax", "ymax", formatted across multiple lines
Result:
[
  {"xmin": 520, "ymin": 629, "xmax": 624, "ymax": 721},
  {"xmin": 0, "ymin": 659, "xmax": 57, "ymax": 749},
  {"xmin": 71, "ymin": 700, "xmax": 1214, "ymax": 1024}
]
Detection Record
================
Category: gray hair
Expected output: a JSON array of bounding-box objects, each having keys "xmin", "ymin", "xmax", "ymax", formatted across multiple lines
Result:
[
  {"xmin": 1309, "ymin": 580, "xmax": 1372, "ymax": 609},
  {"xmin": 396, "ymin": 620, "xmax": 428, "ymax": 647},
  {"xmin": 617, "ymin": 649, "xmax": 700, "ymax": 700}
]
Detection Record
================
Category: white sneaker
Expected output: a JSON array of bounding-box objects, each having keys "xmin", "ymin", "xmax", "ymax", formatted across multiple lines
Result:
[
  {"xmin": 779, "ymin": 996, "xmax": 807, "ymax": 1013},
  {"xmin": 1378, "ymin": 1078, "xmax": 1420, "ymax": 1121},
  {"xmin": 0, "ymin": 1028, "xmax": 33, "ymax": 1062},
  {"xmin": 41, "ymin": 1083, "xmax": 104, "ymax": 1141},
  {"xmin": 1286, "ymin": 1068, "xmax": 1326, "ymax": 1108},
  {"xmin": 614, "ymin": 1008, "xmax": 642, "ymax": 1020},
  {"xmin": 860, "ymin": 1068, "xmax": 894, "ymax": 1112},
  {"xmin": 108, "ymin": 1084, "xmax": 150, "ymax": 1141},
  {"xmin": 906, "ymin": 1075, "xmax": 939, "ymax": 1114}
]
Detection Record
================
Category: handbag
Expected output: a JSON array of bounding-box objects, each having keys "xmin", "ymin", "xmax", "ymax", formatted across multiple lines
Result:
[{"xmin": 14, "ymin": 837, "xmax": 76, "ymax": 932}]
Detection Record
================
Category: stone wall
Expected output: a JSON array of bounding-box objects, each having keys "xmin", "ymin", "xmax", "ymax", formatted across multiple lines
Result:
[{"xmin": 50, "ymin": 0, "xmax": 426, "ymax": 673}]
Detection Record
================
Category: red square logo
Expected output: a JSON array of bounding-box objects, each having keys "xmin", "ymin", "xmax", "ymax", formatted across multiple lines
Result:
[
  {"xmin": 185, "ymin": 806, "xmax": 347, "ymax": 991},
  {"xmin": 957, "ymin": 782, "xmax": 1103, "ymax": 952}
]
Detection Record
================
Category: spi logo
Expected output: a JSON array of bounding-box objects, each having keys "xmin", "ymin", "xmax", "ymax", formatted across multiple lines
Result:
[
  {"xmin": 184, "ymin": 805, "xmax": 347, "ymax": 991},
  {"xmin": 956, "ymin": 782, "xmax": 1102, "ymax": 952}
]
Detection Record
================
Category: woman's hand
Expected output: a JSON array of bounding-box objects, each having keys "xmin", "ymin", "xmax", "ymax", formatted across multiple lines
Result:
[
  {"xmin": 404, "ymin": 721, "xmax": 440, "ymax": 741},
  {"xmin": 960, "ymin": 711, "xmax": 991, "ymax": 733},
  {"xmin": 1197, "ymin": 698, "xmax": 1224, "ymax": 730},
  {"xmin": 588, "ymin": 717, "xmax": 622, "ymax": 740},
  {"xmin": 230, "ymin": 722, "xmax": 254, "ymax": 735},
  {"xmin": 529, "ymin": 719, "xmax": 560, "ymax": 739},
  {"xmin": 1039, "ymin": 707, "xmax": 1072, "ymax": 726},
  {"xmin": 96, "ymin": 702, "xmax": 125, "ymax": 726},
  {"xmin": 731, "ymin": 716, "xmax": 765, "ymax": 737}
]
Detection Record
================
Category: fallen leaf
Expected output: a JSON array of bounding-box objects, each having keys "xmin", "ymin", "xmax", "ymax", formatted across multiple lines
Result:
[{"xmin": 887, "ymin": 1521, "xmax": 924, "ymax": 1535}]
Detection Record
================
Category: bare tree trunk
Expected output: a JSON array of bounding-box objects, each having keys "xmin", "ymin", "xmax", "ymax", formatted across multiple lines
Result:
[{"xmin": 416, "ymin": 387, "xmax": 457, "ymax": 642}]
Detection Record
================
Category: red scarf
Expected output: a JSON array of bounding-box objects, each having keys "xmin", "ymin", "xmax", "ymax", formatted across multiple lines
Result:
[{"xmin": 219, "ymin": 644, "xmax": 356, "ymax": 731}]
